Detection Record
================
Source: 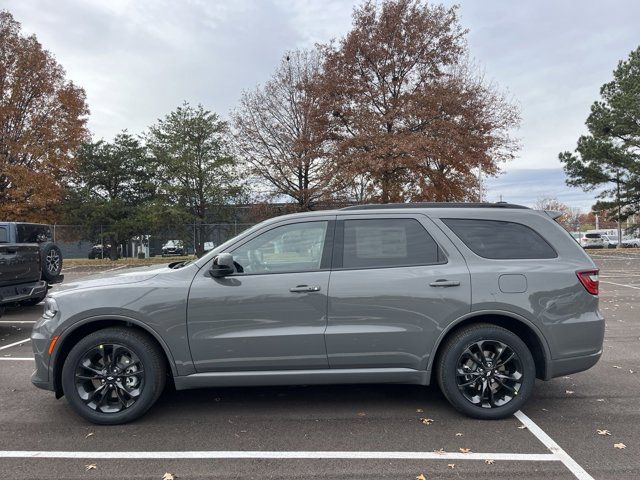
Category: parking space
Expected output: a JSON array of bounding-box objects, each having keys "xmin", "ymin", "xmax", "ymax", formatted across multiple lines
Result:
[{"xmin": 0, "ymin": 258, "xmax": 638, "ymax": 479}]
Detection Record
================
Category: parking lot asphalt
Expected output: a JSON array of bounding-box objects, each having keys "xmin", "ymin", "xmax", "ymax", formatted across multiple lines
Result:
[{"xmin": 0, "ymin": 256, "xmax": 638, "ymax": 479}]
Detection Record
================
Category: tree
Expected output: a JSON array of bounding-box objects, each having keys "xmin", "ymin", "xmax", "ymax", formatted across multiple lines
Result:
[
  {"xmin": 232, "ymin": 50, "xmax": 338, "ymax": 210},
  {"xmin": 147, "ymin": 103, "xmax": 242, "ymax": 256},
  {"xmin": 314, "ymin": 0, "xmax": 519, "ymax": 203},
  {"xmin": 65, "ymin": 132, "xmax": 154, "ymax": 260},
  {"xmin": 533, "ymin": 197, "xmax": 581, "ymax": 231},
  {"xmin": 0, "ymin": 10, "xmax": 89, "ymax": 221},
  {"xmin": 560, "ymin": 46, "xmax": 640, "ymax": 246}
]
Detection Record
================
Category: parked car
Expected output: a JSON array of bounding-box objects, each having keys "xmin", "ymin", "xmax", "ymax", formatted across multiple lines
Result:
[
  {"xmin": 161, "ymin": 240, "xmax": 185, "ymax": 256},
  {"xmin": 87, "ymin": 244, "xmax": 121, "ymax": 259},
  {"xmin": 622, "ymin": 236, "xmax": 640, "ymax": 248},
  {"xmin": 0, "ymin": 222, "xmax": 63, "ymax": 316},
  {"xmin": 601, "ymin": 234, "xmax": 618, "ymax": 248},
  {"xmin": 31, "ymin": 203, "xmax": 603, "ymax": 424},
  {"xmin": 581, "ymin": 232, "xmax": 605, "ymax": 249}
]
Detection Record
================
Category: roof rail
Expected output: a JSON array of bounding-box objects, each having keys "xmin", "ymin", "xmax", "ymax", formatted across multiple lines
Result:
[{"xmin": 340, "ymin": 202, "xmax": 530, "ymax": 211}]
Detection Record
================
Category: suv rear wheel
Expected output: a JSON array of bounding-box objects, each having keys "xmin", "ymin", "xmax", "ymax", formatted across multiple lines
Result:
[
  {"xmin": 436, "ymin": 323, "xmax": 535, "ymax": 419},
  {"xmin": 61, "ymin": 327, "xmax": 166, "ymax": 424}
]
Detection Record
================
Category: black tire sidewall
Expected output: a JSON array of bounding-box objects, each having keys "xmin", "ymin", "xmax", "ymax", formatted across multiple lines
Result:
[
  {"xmin": 438, "ymin": 325, "xmax": 536, "ymax": 420},
  {"xmin": 61, "ymin": 328, "xmax": 165, "ymax": 425},
  {"xmin": 40, "ymin": 243, "xmax": 62, "ymax": 282}
]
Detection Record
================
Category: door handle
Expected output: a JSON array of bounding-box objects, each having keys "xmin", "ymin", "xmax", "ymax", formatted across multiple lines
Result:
[
  {"xmin": 429, "ymin": 279, "xmax": 460, "ymax": 287},
  {"xmin": 289, "ymin": 285, "xmax": 321, "ymax": 293}
]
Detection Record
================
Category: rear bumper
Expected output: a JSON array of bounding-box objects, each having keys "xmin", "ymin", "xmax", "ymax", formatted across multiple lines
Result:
[
  {"xmin": 0, "ymin": 280, "xmax": 47, "ymax": 305},
  {"xmin": 547, "ymin": 349, "xmax": 602, "ymax": 379}
]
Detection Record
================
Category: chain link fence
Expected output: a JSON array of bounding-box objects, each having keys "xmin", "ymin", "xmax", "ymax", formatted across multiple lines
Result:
[{"xmin": 51, "ymin": 223, "xmax": 256, "ymax": 259}]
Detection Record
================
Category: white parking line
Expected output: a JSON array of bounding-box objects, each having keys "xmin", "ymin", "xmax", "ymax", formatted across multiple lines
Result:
[
  {"xmin": 0, "ymin": 450, "xmax": 558, "ymax": 461},
  {"xmin": 0, "ymin": 338, "xmax": 30, "ymax": 351},
  {"xmin": 0, "ymin": 320, "xmax": 36, "ymax": 324},
  {"xmin": 515, "ymin": 411, "xmax": 594, "ymax": 480},
  {"xmin": 0, "ymin": 357, "xmax": 34, "ymax": 361},
  {"xmin": 601, "ymin": 280, "xmax": 640, "ymax": 290}
]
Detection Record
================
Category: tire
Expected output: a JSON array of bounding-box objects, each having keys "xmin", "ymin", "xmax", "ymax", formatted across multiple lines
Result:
[
  {"xmin": 40, "ymin": 243, "xmax": 63, "ymax": 282},
  {"xmin": 20, "ymin": 294, "xmax": 47, "ymax": 307},
  {"xmin": 61, "ymin": 327, "xmax": 166, "ymax": 425},
  {"xmin": 436, "ymin": 323, "xmax": 536, "ymax": 420}
]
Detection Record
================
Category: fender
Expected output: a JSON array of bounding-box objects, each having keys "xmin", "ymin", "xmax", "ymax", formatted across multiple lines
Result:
[
  {"xmin": 425, "ymin": 309, "xmax": 552, "ymax": 380},
  {"xmin": 51, "ymin": 314, "xmax": 181, "ymax": 379}
]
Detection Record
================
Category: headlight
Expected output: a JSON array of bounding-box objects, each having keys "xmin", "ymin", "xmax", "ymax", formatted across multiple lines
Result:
[{"xmin": 43, "ymin": 297, "xmax": 59, "ymax": 318}]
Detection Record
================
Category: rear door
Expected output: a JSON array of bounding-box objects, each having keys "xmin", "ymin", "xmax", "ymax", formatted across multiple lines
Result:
[{"xmin": 325, "ymin": 213, "xmax": 471, "ymax": 370}]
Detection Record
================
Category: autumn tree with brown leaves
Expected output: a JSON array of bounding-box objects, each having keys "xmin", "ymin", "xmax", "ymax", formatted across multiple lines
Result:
[
  {"xmin": 316, "ymin": 0, "xmax": 519, "ymax": 203},
  {"xmin": 0, "ymin": 10, "xmax": 89, "ymax": 221},
  {"xmin": 232, "ymin": 50, "xmax": 337, "ymax": 211}
]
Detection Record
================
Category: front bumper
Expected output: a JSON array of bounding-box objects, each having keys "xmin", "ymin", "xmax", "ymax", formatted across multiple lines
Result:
[{"xmin": 0, "ymin": 280, "xmax": 47, "ymax": 305}]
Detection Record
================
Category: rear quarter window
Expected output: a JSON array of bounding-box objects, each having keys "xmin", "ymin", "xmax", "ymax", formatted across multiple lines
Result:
[
  {"xmin": 442, "ymin": 218, "xmax": 557, "ymax": 260},
  {"xmin": 0, "ymin": 227, "xmax": 7, "ymax": 243}
]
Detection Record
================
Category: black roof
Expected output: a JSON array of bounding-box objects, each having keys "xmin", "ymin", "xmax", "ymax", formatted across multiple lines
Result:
[{"xmin": 340, "ymin": 202, "xmax": 529, "ymax": 211}]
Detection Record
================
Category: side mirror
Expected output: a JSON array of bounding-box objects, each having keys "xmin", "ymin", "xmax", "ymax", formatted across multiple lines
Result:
[{"xmin": 210, "ymin": 252, "xmax": 235, "ymax": 278}]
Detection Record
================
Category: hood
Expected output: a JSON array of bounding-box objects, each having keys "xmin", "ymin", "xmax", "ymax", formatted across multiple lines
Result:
[{"xmin": 51, "ymin": 263, "xmax": 172, "ymax": 295}]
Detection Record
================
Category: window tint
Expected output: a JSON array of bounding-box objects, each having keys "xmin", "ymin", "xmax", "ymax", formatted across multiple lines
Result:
[
  {"xmin": 232, "ymin": 221, "xmax": 328, "ymax": 274},
  {"xmin": 0, "ymin": 227, "xmax": 7, "ymax": 243},
  {"xmin": 342, "ymin": 218, "xmax": 440, "ymax": 269},
  {"xmin": 442, "ymin": 218, "xmax": 556, "ymax": 260},
  {"xmin": 16, "ymin": 224, "xmax": 51, "ymax": 243}
]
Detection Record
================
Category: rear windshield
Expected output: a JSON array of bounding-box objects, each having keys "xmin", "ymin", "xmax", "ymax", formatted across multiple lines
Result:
[
  {"xmin": 16, "ymin": 224, "xmax": 51, "ymax": 243},
  {"xmin": 442, "ymin": 218, "xmax": 557, "ymax": 260}
]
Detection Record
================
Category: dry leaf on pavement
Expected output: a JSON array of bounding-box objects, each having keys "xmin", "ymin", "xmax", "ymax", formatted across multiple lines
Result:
[
  {"xmin": 85, "ymin": 432, "xmax": 94, "ymax": 438},
  {"xmin": 447, "ymin": 464, "xmax": 455, "ymax": 469},
  {"xmin": 455, "ymin": 432, "xmax": 463, "ymax": 436},
  {"xmin": 416, "ymin": 474, "xmax": 426, "ymax": 480},
  {"xmin": 485, "ymin": 459, "xmax": 495, "ymax": 465},
  {"xmin": 597, "ymin": 429, "xmax": 611, "ymax": 436},
  {"xmin": 162, "ymin": 473, "xmax": 175, "ymax": 480},
  {"xmin": 357, "ymin": 412, "xmax": 366, "ymax": 417},
  {"xmin": 416, "ymin": 408, "xmax": 424, "ymax": 413},
  {"xmin": 614, "ymin": 443, "xmax": 626, "ymax": 449},
  {"xmin": 565, "ymin": 390, "xmax": 574, "ymax": 395},
  {"xmin": 517, "ymin": 425, "xmax": 527, "ymax": 430},
  {"xmin": 459, "ymin": 448, "xmax": 471, "ymax": 454},
  {"xmin": 419, "ymin": 418, "xmax": 434, "ymax": 425},
  {"xmin": 85, "ymin": 464, "xmax": 97, "ymax": 471}
]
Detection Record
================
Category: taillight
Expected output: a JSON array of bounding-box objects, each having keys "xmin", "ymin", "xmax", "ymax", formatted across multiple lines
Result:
[{"xmin": 577, "ymin": 270, "xmax": 599, "ymax": 295}]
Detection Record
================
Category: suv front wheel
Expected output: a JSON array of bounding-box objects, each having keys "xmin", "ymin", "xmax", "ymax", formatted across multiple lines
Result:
[
  {"xmin": 61, "ymin": 327, "xmax": 166, "ymax": 425},
  {"xmin": 436, "ymin": 323, "xmax": 535, "ymax": 419}
]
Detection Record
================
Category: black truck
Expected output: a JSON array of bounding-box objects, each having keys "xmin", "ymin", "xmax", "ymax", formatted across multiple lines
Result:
[{"xmin": 0, "ymin": 223, "xmax": 64, "ymax": 317}]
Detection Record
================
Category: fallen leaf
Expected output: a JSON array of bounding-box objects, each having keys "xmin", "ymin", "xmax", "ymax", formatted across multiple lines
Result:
[
  {"xmin": 357, "ymin": 412, "xmax": 366, "ymax": 417},
  {"xmin": 434, "ymin": 448, "xmax": 446, "ymax": 455},
  {"xmin": 447, "ymin": 464, "xmax": 455, "ymax": 469},
  {"xmin": 614, "ymin": 443, "xmax": 626, "ymax": 449},
  {"xmin": 455, "ymin": 432, "xmax": 463, "ymax": 437},
  {"xmin": 597, "ymin": 429, "xmax": 611, "ymax": 436},
  {"xmin": 485, "ymin": 459, "xmax": 495, "ymax": 465},
  {"xmin": 162, "ymin": 474, "xmax": 175, "ymax": 480},
  {"xmin": 517, "ymin": 425, "xmax": 527, "ymax": 430},
  {"xmin": 613, "ymin": 365, "xmax": 622, "ymax": 369},
  {"xmin": 459, "ymin": 448, "xmax": 471, "ymax": 454},
  {"xmin": 85, "ymin": 464, "xmax": 97, "ymax": 471},
  {"xmin": 419, "ymin": 418, "xmax": 434, "ymax": 425},
  {"xmin": 630, "ymin": 370, "xmax": 635, "ymax": 374},
  {"xmin": 596, "ymin": 399, "xmax": 605, "ymax": 402},
  {"xmin": 85, "ymin": 432, "xmax": 94, "ymax": 438},
  {"xmin": 565, "ymin": 390, "xmax": 574, "ymax": 395},
  {"xmin": 416, "ymin": 408, "xmax": 424, "ymax": 413},
  {"xmin": 416, "ymin": 474, "xmax": 426, "ymax": 480}
]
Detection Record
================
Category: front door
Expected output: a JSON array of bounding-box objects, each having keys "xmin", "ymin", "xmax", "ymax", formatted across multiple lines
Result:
[
  {"xmin": 187, "ymin": 218, "xmax": 334, "ymax": 372},
  {"xmin": 326, "ymin": 214, "xmax": 471, "ymax": 371}
]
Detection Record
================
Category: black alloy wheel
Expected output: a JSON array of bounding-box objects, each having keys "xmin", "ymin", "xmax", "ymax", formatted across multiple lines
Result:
[{"xmin": 74, "ymin": 343, "xmax": 145, "ymax": 414}]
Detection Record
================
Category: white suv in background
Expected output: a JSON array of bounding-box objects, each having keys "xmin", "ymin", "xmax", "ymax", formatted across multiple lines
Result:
[{"xmin": 581, "ymin": 233, "xmax": 605, "ymax": 249}]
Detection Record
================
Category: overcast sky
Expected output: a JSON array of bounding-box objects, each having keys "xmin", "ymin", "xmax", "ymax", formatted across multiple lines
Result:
[{"xmin": 5, "ymin": 0, "xmax": 640, "ymax": 210}]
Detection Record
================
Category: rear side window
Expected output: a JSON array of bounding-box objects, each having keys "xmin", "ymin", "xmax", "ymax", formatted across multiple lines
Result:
[
  {"xmin": 442, "ymin": 218, "xmax": 557, "ymax": 260},
  {"xmin": 585, "ymin": 233, "xmax": 601, "ymax": 239},
  {"xmin": 342, "ymin": 218, "xmax": 441, "ymax": 269},
  {"xmin": 0, "ymin": 227, "xmax": 7, "ymax": 243}
]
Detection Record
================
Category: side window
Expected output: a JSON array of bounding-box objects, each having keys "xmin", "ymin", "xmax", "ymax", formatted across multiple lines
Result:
[
  {"xmin": 232, "ymin": 221, "xmax": 328, "ymax": 274},
  {"xmin": 342, "ymin": 218, "xmax": 441, "ymax": 269},
  {"xmin": 442, "ymin": 218, "xmax": 557, "ymax": 260},
  {"xmin": 0, "ymin": 227, "xmax": 7, "ymax": 243}
]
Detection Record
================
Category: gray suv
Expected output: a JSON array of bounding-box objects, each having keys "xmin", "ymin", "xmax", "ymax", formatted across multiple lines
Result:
[{"xmin": 31, "ymin": 203, "xmax": 604, "ymax": 424}]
